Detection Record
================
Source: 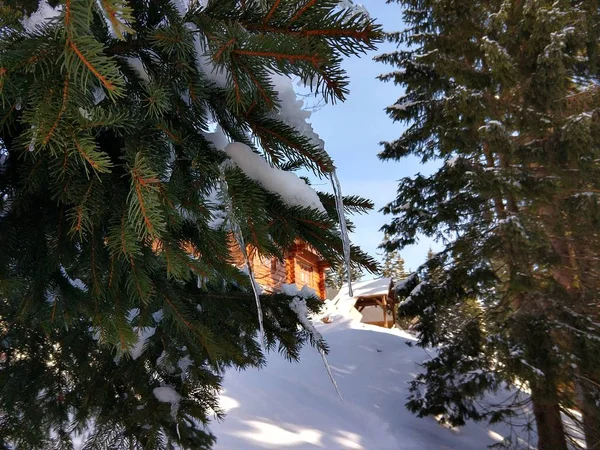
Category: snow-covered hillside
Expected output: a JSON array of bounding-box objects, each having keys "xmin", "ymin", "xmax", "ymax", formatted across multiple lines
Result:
[{"xmin": 211, "ymin": 315, "xmax": 535, "ymax": 449}]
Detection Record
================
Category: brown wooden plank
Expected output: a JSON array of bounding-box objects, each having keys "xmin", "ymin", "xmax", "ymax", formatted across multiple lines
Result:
[{"xmin": 383, "ymin": 295, "xmax": 388, "ymax": 328}]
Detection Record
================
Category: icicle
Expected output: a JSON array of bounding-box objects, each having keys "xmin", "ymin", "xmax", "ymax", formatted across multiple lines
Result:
[
  {"xmin": 28, "ymin": 125, "xmax": 38, "ymax": 152},
  {"xmin": 219, "ymin": 172, "xmax": 266, "ymax": 353},
  {"xmin": 236, "ymin": 236, "xmax": 266, "ymax": 354},
  {"xmin": 319, "ymin": 348, "xmax": 344, "ymax": 402},
  {"xmin": 330, "ymin": 170, "xmax": 353, "ymax": 298}
]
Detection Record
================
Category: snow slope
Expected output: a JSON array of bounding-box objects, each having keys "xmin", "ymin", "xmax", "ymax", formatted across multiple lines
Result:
[{"xmin": 211, "ymin": 315, "xmax": 535, "ymax": 449}]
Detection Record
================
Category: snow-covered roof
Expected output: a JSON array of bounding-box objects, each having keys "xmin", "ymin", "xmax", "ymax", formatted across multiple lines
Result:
[
  {"xmin": 331, "ymin": 277, "xmax": 393, "ymax": 314},
  {"xmin": 349, "ymin": 277, "xmax": 393, "ymax": 298}
]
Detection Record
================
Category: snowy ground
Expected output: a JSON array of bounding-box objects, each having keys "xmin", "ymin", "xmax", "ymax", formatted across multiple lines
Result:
[{"xmin": 210, "ymin": 315, "xmax": 536, "ymax": 450}]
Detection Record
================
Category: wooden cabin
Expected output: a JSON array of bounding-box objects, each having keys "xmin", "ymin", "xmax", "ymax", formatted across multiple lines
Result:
[{"xmin": 230, "ymin": 241, "xmax": 330, "ymax": 299}]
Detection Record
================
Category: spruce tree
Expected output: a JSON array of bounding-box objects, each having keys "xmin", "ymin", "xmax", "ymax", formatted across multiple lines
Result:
[
  {"xmin": 397, "ymin": 249, "xmax": 482, "ymax": 342},
  {"xmin": 325, "ymin": 263, "xmax": 363, "ymax": 290},
  {"xmin": 377, "ymin": 0, "xmax": 600, "ymax": 448},
  {"xmin": 0, "ymin": 1, "xmax": 380, "ymax": 448},
  {"xmin": 380, "ymin": 232, "xmax": 407, "ymax": 280}
]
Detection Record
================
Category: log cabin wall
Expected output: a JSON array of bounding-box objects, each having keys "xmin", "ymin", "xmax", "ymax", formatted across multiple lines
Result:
[
  {"xmin": 293, "ymin": 244, "xmax": 328, "ymax": 299},
  {"xmin": 251, "ymin": 253, "xmax": 287, "ymax": 294},
  {"xmin": 228, "ymin": 241, "xmax": 328, "ymax": 299}
]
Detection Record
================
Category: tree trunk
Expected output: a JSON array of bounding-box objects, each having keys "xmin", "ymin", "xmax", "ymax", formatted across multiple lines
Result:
[
  {"xmin": 530, "ymin": 386, "xmax": 568, "ymax": 450},
  {"xmin": 575, "ymin": 376, "xmax": 600, "ymax": 450}
]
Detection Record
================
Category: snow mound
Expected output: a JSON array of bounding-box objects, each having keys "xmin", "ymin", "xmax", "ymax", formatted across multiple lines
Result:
[
  {"xmin": 153, "ymin": 386, "xmax": 181, "ymax": 419},
  {"xmin": 211, "ymin": 315, "xmax": 537, "ymax": 450},
  {"xmin": 269, "ymin": 73, "xmax": 324, "ymax": 149},
  {"xmin": 224, "ymin": 142, "xmax": 326, "ymax": 213},
  {"xmin": 21, "ymin": 0, "xmax": 61, "ymax": 32},
  {"xmin": 129, "ymin": 326, "xmax": 156, "ymax": 360}
]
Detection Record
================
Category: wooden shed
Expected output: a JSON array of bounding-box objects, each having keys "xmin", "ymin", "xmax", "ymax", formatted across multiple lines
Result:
[{"xmin": 333, "ymin": 278, "xmax": 398, "ymax": 328}]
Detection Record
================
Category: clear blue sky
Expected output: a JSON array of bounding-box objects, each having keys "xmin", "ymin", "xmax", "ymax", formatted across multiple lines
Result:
[{"xmin": 308, "ymin": 0, "xmax": 440, "ymax": 273}]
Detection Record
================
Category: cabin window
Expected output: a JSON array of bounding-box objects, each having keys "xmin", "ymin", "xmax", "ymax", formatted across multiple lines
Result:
[{"xmin": 298, "ymin": 262, "xmax": 313, "ymax": 285}]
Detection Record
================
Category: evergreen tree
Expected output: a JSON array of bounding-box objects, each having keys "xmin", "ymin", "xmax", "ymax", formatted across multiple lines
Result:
[
  {"xmin": 380, "ymin": 233, "xmax": 407, "ymax": 280},
  {"xmin": 377, "ymin": 0, "xmax": 600, "ymax": 448},
  {"xmin": 0, "ymin": 1, "xmax": 380, "ymax": 448},
  {"xmin": 397, "ymin": 249, "xmax": 482, "ymax": 341},
  {"xmin": 325, "ymin": 263, "xmax": 363, "ymax": 290}
]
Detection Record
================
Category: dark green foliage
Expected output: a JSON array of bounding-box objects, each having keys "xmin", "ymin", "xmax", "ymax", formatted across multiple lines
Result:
[
  {"xmin": 0, "ymin": 0, "xmax": 381, "ymax": 448},
  {"xmin": 395, "ymin": 251, "xmax": 483, "ymax": 341},
  {"xmin": 378, "ymin": 0, "xmax": 600, "ymax": 447}
]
